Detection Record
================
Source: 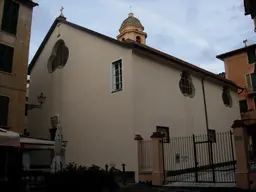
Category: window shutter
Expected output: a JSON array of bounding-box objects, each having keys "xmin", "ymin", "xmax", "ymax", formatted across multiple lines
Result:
[
  {"xmin": 248, "ymin": 48, "xmax": 256, "ymax": 64},
  {"xmin": 239, "ymin": 100, "xmax": 248, "ymax": 113},
  {"xmin": 0, "ymin": 96, "xmax": 9, "ymax": 126},
  {"xmin": 246, "ymin": 74, "xmax": 252, "ymax": 89},
  {"xmin": 1, "ymin": 0, "xmax": 19, "ymax": 35},
  {"xmin": 11, "ymin": 1, "xmax": 19, "ymax": 35},
  {"xmin": 251, "ymin": 74, "xmax": 256, "ymax": 92},
  {"xmin": 0, "ymin": 44, "xmax": 14, "ymax": 73}
]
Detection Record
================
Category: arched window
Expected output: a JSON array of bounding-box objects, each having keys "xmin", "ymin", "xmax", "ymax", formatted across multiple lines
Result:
[
  {"xmin": 222, "ymin": 87, "xmax": 232, "ymax": 107},
  {"xmin": 122, "ymin": 38, "xmax": 125, "ymax": 41},
  {"xmin": 179, "ymin": 72, "xmax": 195, "ymax": 98},
  {"xmin": 47, "ymin": 39, "xmax": 69, "ymax": 73},
  {"xmin": 136, "ymin": 36, "xmax": 141, "ymax": 43}
]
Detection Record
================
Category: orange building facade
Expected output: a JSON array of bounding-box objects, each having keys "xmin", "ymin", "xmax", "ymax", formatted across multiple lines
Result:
[{"xmin": 217, "ymin": 44, "xmax": 256, "ymax": 119}]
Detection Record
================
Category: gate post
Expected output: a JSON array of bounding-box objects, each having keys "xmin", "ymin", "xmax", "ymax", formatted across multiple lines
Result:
[
  {"xmin": 134, "ymin": 134, "xmax": 149, "ymax": 183},
  {"xmin": 150, "ymin": 132, "xmax": 164, "ymax": 185},
  {"xmin": 232, "ymin": 120, "xmax": 250, "ymax": 190}
]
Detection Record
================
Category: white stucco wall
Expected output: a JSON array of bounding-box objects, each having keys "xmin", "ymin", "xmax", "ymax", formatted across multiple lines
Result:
[
  {"xmin": 131, "ymin": 54, "xmax": 240, "ymax": 172},
  {"xmin": 132, "ymin": 53, "xmax": 240, "ymax": 139},
  {"xmin": 28, "ymin": 23, "xmax": 137, "ymax": 172}
]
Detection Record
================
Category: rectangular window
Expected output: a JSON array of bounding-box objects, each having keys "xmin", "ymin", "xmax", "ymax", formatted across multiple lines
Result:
[
  {"xmin": 239, "ymin": 100, "xmax": 248, "ymax": 113},
  {"xmin": 246, "ymin": 74, "xmax": 252, "ymax": 89},
  {"xmin": 247, "ymin": 48, "xmax": 256, "ymax": 64},
  {"xmin": 251, "ymin": 74, "xmax": 256, "ymax": 92},
  {"xmin": 112, "ymin": 59, "xmax": 122, "ymax": 92},
  {"xmin": 156, "ymin": 126, "xmax": 170, "ymax": 143},
  {"xmin": 0, "ymin": 95, "xmax": 9, "ymax": 127},
  {"xmin": 1, "ymin": 0, "xmax": 20, "ymax": 35},
  {"xmin": 0, "ymin": 44, "xmax": 14, "ymax": 73}
]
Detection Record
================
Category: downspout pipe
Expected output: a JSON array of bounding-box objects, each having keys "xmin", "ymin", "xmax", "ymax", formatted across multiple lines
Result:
[
  {"xmin": 201, "ymin": 77, "xmax": 209, "ymax": 132},
  {"xmin": 201, "ymin": 77, "xmax": 215, "ymax": 182}
]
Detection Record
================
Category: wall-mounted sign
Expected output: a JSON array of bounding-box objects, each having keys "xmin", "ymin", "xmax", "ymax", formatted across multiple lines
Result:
[
  {"xmin": 208, "ymin": 129, "xmax": 216, "ymax": 143},
  {"xmin": 175, "ymin": 153, "xmax": 180, "ymax": 164}
]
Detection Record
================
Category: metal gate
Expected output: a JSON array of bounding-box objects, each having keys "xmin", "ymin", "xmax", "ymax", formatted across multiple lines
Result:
[{"xmin": 163, "ymin": 131, "xmax": 236, "ymax": 184}]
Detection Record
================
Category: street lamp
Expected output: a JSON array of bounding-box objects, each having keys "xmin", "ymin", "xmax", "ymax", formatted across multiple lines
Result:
[
  {"xmin": 37, "ymin": 93, "xmax": 46, "ymax": 108},
  {"xmin": 27, "ymin": 93, "xmax": 46, "ymax": 111}
]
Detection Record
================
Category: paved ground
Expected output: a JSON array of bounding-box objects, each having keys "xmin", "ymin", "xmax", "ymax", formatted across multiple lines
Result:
[
  {"xmin": 165, "ymin": 164, "xmax": 236, "ymax": 188},
  {"xmin": 119, "ymin": 184, "xmax": 200, "ymax": 192}
]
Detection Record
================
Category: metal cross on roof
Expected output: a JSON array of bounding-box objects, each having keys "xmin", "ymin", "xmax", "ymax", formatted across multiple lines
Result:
[{"xmin": 60, "ymin": 6, "xmax": 64, "ymax": 17}]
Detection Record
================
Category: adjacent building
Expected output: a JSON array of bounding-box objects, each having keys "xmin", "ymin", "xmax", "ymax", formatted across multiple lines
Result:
[
  {"xmin": 244, "ymin": 0, "xmax": 256, "ymax": 32},
  {"xmin": 0, "ymin": 0, "xmax": 38, "ymax": 133},
  {"xmin": 217, "ymin": 44, "xmax": 256, "ymax": 160},
  {"xmin": 27, "ymin": 13, "xmax": 240, "ymax": 176},
  {"xmin": 217, "ymin": 44, "xmax": 256, "ymax": 118}
]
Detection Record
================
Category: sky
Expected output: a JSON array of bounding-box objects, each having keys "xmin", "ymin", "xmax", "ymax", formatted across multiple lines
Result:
[{"xmin": 29, "ymin": 0, "xmax": 256, "ymax": 74}]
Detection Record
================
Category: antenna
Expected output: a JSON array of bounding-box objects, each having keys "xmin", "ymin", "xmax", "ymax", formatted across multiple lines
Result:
[
  {"xmin": 243, "ymin": 39, "xmax": 248, "ymax": 47},
  {"xmin": 130, "ymin": 5, "xmax": 132, "ymax": 13}
]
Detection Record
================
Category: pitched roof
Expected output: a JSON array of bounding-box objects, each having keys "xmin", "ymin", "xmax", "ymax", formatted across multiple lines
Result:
[
  {"xmin": 16, "ymin": 0, "xmax": 38, "ymax": 7},
  {"xmin": 216, "ymin": 44, "xmax": 256, "ymax": 60},
  {"xmin": 28, "ymin": 17, "xmax": 241, "ymax": 90}
]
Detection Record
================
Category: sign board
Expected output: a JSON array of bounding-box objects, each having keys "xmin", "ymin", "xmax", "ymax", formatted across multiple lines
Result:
[
  {"xmin": 175, "ymin": 153, "xmax": 180, "ymax": 164},
  {"xmin": 208, "ymin": 129, "xmax": 216, "ymax": 143}
]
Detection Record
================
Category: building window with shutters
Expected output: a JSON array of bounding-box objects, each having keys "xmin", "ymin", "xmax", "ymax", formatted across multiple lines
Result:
[
  {"xmin": 247, "ymin": 48, "xmax": 256, "ymax": 64},
  {"xmin": 245, "ymin": 73, "xmax": 256, "ymax": 92},
  {"xmin": 251, "ymin": 74, "xmax": 256, "ymax": 92},
  {"xmin": 0, "ymin": 44, "xmax": 14, "ymax": 73},
  {"xmin": 239, "ymin": 100, "xmax": 248, "ymax": 113},
  {"xmin": 246, "ymin": 74, "xmax": 252, "ymax": 90},
  {"xmin": 111, "ymin": 59, "xmax": 123, "ymax": 92},
  {"xmin": 1, "ymin": 0, "xmax": 20, "ymax": 35},
  {"xmin": 0, "ymin": 95, "xmax": 9, "ymax": 127}
]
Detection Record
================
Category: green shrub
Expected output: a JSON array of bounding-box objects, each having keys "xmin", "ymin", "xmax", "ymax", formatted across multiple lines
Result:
[{"xmin": 45, "ymin": 163, "xmax": 119, "ymax": 192}]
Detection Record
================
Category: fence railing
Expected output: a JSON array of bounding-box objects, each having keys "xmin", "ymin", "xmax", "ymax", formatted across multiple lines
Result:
[
  {"xmin": 140, "ymin": 140, "xmax": 152, "ymax": 172},
  {"xmin": 163, "ymin": 131, "xmax": 236, "ymax": 183}
]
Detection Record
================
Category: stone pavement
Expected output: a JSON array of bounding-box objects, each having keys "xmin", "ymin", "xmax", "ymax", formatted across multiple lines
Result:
[
  {"xmin": 119, "ymin": 184, "xmax": 200, "ymax": 192},
  {"xmin": 118, "ymin": 183, "xmax": 250, "ymax": 192}
]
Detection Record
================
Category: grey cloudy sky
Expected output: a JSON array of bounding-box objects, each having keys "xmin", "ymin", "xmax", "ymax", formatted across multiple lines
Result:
[{"xmin": 30, "ymin": 0, "xmax": 256, "ymax": 73}]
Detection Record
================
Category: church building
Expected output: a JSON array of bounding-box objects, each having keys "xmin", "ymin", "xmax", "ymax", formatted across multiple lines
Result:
[{"xmin": 27, "ymin": 11, "xmax": 241, "ymax": 176}]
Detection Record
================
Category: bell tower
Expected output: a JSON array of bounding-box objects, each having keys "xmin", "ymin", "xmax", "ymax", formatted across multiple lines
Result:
[{"xmin": 117, "ymin": 12, "xmax": 147, "ymax": 44}]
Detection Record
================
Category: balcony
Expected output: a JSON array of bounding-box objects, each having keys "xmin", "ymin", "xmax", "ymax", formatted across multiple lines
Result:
[{"xmin": 241, "ymin": 110, "xmax": 256, "ymax": 119}]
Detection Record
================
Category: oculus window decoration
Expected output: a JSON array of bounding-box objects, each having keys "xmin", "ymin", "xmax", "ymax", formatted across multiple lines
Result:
[
  {"xmin": 222, "ymin": 87, "xmax": 232, "ymax": 107},
  {"xmin": 47, "ymin": 39, "xmax": 69, "ymax": 73},
  {"xmin": 179, "ymin": 72, "xmax": 195, "ymax": 98}
]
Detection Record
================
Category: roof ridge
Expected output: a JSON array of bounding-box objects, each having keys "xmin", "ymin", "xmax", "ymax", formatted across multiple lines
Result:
[{"xmin": 133, "ymin": 42, "xmax": 237, "ymax": 87}]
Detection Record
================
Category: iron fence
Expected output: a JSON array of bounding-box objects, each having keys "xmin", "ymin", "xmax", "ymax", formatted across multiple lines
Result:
[{"xmin": 163, "ymin": 131, "xmax": 236, "ymax": 184}]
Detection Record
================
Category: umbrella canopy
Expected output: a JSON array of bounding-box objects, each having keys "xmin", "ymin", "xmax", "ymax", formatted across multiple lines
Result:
[{"xmin": 0, "ymin": 128, "xmax": 20, "ymax": 147}]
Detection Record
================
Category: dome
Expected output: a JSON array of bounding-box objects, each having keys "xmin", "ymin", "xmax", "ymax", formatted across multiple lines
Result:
[{"xmin": 120, "ymin": 13, "xmax": 144, "ymax": 30}]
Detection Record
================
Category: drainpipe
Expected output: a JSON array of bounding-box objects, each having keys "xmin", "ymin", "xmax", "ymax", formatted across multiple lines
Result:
[
  {"xmin": 201, "ymin": 77, "xmax": 209, "ymax": 132},
  {"xmin": 201, "ymin": 77, "xmax": 215, "ymax": 182}
]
